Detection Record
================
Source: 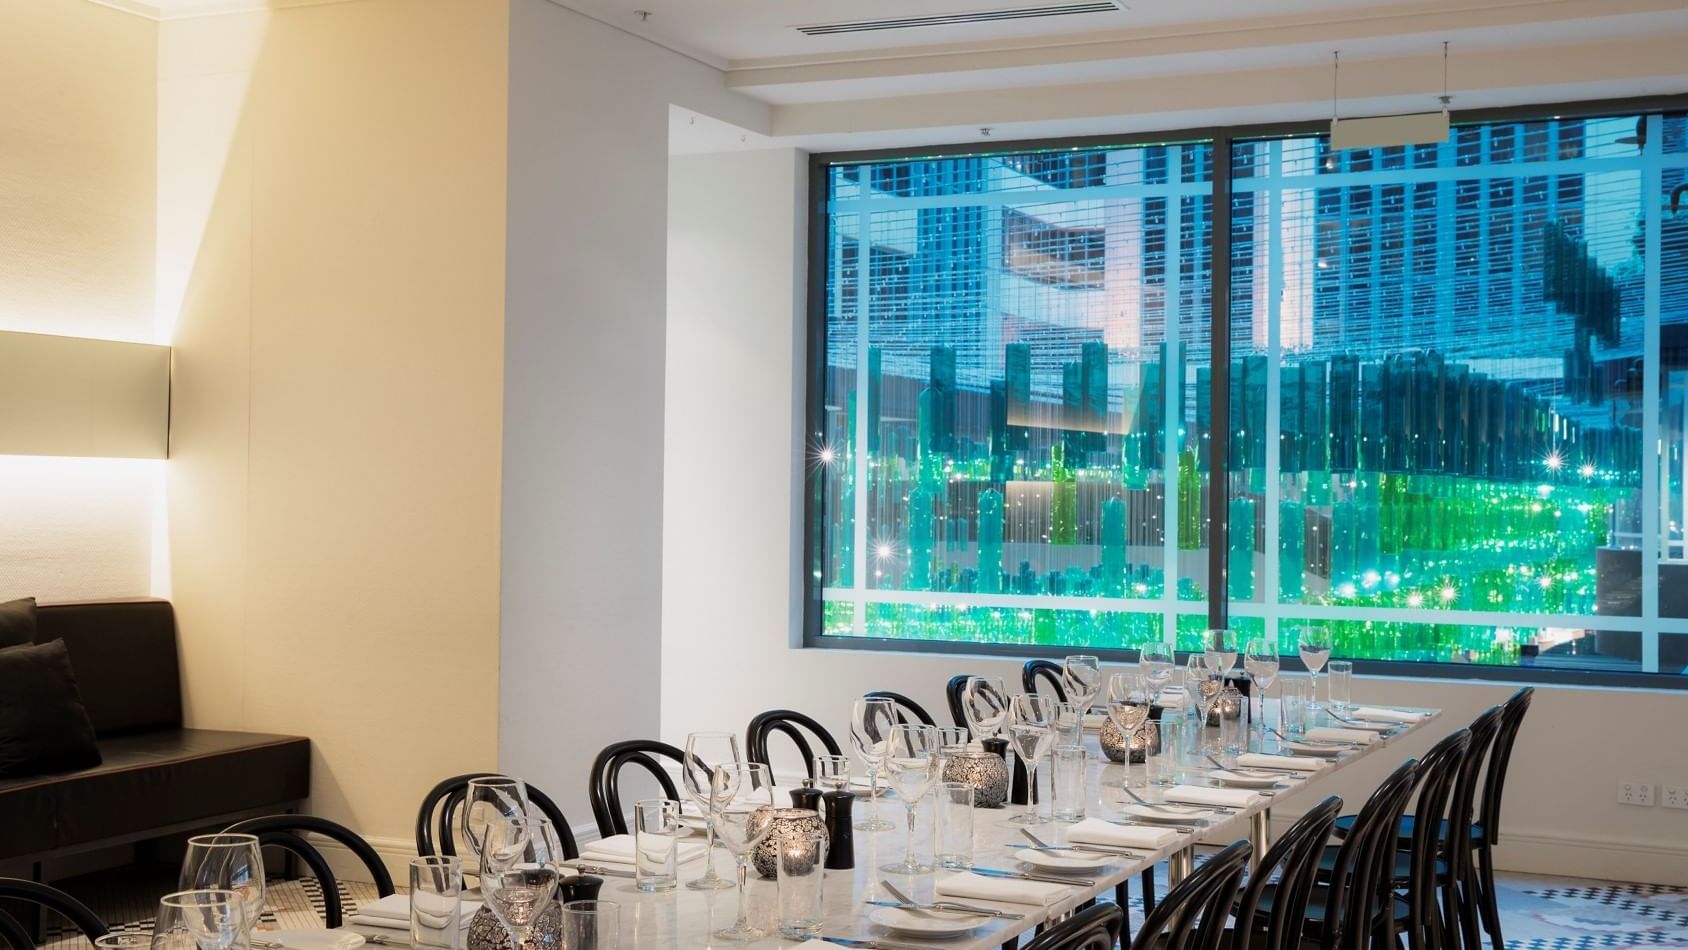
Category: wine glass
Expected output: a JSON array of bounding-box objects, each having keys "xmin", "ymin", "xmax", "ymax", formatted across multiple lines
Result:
[
  {"xmin": 710, "ymin": 763, "xmax": 776, "ymax": 942},
  {"xmin": 1007, "ymin": 694, "xmax": 1055, "ymax": 825},
  {"xmin": 960, "ymin": 675, "xmax": 1009, "ymax": 740},
  {"xmin": 1060, "ymin": 655, "xmax": 1102, "ymax": 711},
  {"xmin": 1244, "ymin": 637, "xmax": 1281, "ymax": 740},
  {"xmin": 1298, "ymin": 626, "xmax": 1332, "ymax": 707},
  {"xmin": 461, "ymin": 776, "xmax": 528, "ymax": 864},
  {"xmin": 682, "ymin": 730, "xmax": 742, "ymax": 890},
  {"xmin": 850, "ymin": 697, "xmax": 898, "ymax": 832},
  {"xmin": 880, "ymin": 724, "xmax": 939, "ymax": 874},
  {"xmin": 177, "ymin": 834, "xmax": 264, "ymax": 941},
  {"xmin": 153, "ymin": 890, "xmax": 244, "ymax": 950},
  {"xmin": 1203, "ymin": 628, "xmax": 1238, "ymax": 676},
  {"xmin": 1139, "ymin": 644, "xmax": 1174, "ymax": 703},
  {"xmin": 1106, "ymin": 697, "xmax": 1152, "ymax": 780},
  {"xmin": 479, "ymin": 818, "xmax": 559, "ymax": 950},
  {"xmin": 1107, "ymin": 670, "xmax": 1144, "ymax": 705},
  {"xmin": 1190, "ymin": 667, "xmax": 1221, "ymax": 754}
]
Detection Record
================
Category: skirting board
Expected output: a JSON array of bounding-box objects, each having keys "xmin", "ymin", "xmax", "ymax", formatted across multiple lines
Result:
[{"xmin": 310, "ymin": 823, "xmax": 605, "ymax": 886}]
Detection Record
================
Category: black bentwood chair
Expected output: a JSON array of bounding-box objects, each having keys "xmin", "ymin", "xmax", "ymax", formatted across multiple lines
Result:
[
  {"xmin": 588, "ymin": 739, "xmax": 686, "ymax": 837},
  {"xmin": 1020, "ymin": 901, "xmax": 1125, "ymax": 950},
  {"xmin": 1132, "ymin": 840, "xmax": 1252, "ymax": 950},
  {"xmin": 746, "ymin": 709, "xmax": 843, "ymax": 781},
  {"xmin": 414, "ymin": 773, "xmax": 578, "ymax": 861},
  {"xmin": 1228, "ymin": 796, "xmax": 1344, "ymax": 950},
  {"xmin": 0, "ymin": 879, "xmax": 106, "ymax": 950},
  {"xmin": 1021, "ymin": 659, "xmax": 1068, "ymax": 702},
  {"xmin": 865, "ymin": 690, "xmax": 938, "ymax": 727},
  {"xmin": 224, "ymin": 816, "xmax": 396, "ymax": 928}
]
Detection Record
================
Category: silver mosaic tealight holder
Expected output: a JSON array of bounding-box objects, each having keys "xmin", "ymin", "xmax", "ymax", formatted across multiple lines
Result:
[
  {"xmin": 1099, "ymin": 715, "xmax": 1163, "ymax": 764},
  {"xmin": 748, "ymin": 807, "xmax": 827, "ymax": 879},
  {"xmin": 940, "ymin": 749, "xmax": 1010, "ymax": 808},
  {"xmin": 466, "ymin": 902, "xmax": 560, "ymax": 950}
]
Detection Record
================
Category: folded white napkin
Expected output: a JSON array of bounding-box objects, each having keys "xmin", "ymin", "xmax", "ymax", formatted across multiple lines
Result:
[
  {"xmin": 936, "ymin": 871, "xmax": 1070, "ymax": 906},
  {"xmin": 579, "ymin": 834, "xmax": 708, "ymax": 866},
  {"xmin": 1305, "ymin": 726, "xmax": 1377, "ymax": 745},
  {"xmin": 1353, "ymin": 707, "xmax": 1426, "ymax": 723},
  {"xmin": 1236, "ymin": 753, "xmax": 1325, "ymax": 773},
  {"xmin": 1164, "ymin": 784, "xmax": 1264, "ymax": 808},
  {"xmin": 345, "ymin": 894, "xmax": 483, "ymax": 931},
  {"xmin": 1121, "ymin": 802, "xmax": 1212, "ymax": 821},
  {"xmin": 1156, "ymin": 688, "xmax": 1186, "ymax": 709},
  {"xmin": 1065, "ymin": 817, "xmax": 1181, "ymax": 850}
]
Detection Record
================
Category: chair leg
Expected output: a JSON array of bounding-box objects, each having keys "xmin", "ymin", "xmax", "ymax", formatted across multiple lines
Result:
[
  {"xmin": 1140, "ymin": 866, "xmax": 1156, "ymax": 917},
  {"xmin": 1475, "ymin": 846, "xmax": 1503, "ymax": 949}
]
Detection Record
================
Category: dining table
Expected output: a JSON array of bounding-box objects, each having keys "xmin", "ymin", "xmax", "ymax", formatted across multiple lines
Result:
[{"xmin": 343, "ymin": 701, "xmax": 1440, "ymax": 950}]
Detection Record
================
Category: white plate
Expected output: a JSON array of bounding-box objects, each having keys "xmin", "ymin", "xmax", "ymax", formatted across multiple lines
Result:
[
  {"xmin": 868, "ymin": 906, "xmax": 990, "ymax": 936},
  {"xmin": 1121, "ymin": 803, "xmax": 1215, "ymax": 823},
  {"xmin": 264, "ymin": 931, "xmax": 365, "ymax": 950},
  {"xmin": 1206, "ymin": 770, "xmax": 1285, "ymax": 789},
  {"xmin": 1014, "ymin": 847, "xmax": 1114, "ymax": 872},
  {"xmin": 1280, "ymin": 741, "xmax": 1345, "ymax": 757}
]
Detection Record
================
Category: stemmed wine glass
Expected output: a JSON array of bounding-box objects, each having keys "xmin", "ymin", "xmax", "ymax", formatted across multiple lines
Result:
[
  {"xmin": 1007, "ymin": 694, "xmax": 1055, "ymax": 825},
  {"xmin": 682, "ymin": 730, "xmax": 742, "ymax": 890},
  {"xmin": 710, "ymin": 763, "xmax": 776, "ymax": 942},
  {"xmin": 1107, "ymin": 670, "xmax": 1144, "ymax": 706},
  {"xmin": 851, "ymin": 696, "xmax": 898, "ymax": 832},
  {"xmin": 1243, "ymin": 637, "xmax": 1281, "ymax": 741},
  {"xmin": 178, "ymin": 834, "xmax": 264, "ymax": 942},
  {"xmin": 461, "ymin": 776, "xmax": 528, "ymax": 865},
  {"xmin": 1190, "ymin": 667, "xmax": 1221, "ymax": 754},
  {"xmin": 1060, "ymin": 655, "xmax": 1102, "ymax": 712},
  {"xmin": 152, "ymin": 890, "xmax": 244, "ymax": 950},
  {"xmin": 1297, "ymin": 626, "xmax": 1332, "ymax": 707},
  {"xmin": 881, "ymin": 724, "xmax": 940, "ymax": 874},
  {"xmin": 479, "ymin": 817, "xmax": 559, "ymax": 950},
  {"xmin": 1139, "ymin": 644, "xmax": 1174, "ymax": 704},
  {"xmin": 1203, "ymin": 628, "xmax": 1239, "ymax": 676}
]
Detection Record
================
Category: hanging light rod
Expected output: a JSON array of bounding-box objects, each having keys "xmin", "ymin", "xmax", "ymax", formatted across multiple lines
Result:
[{"xmin": 1329, "ymin": 42, "xmax": 1452, "ymax": 151}]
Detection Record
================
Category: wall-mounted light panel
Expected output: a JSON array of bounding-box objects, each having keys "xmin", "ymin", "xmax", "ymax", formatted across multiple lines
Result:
[{"xmin": 0, "ymin": 330, "xmax": 169, "ymax": 459}]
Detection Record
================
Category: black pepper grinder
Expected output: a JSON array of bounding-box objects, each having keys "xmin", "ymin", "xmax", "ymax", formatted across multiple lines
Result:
[
  {"xmin": 821, "ymin": 788, "xmax": 855, "ymax": 869},
  {"xmin": 790, "ymin": 784, "xmax": 823, "ymax": 811}
]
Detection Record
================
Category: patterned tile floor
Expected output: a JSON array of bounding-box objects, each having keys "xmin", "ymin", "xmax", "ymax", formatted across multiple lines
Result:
[{"xmin": 32, "ymin": 864, "xmax": 1688, "ymax": 949}]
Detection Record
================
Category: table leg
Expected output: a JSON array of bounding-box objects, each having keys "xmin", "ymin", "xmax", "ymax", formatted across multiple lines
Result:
[
  {"xmin": 1248, "ymin": 808, "xmax": 1271, "ymax": 870},
  {"xmin": 1167, "ymin": 846, "xmax": 1194, "ymax": 886}
]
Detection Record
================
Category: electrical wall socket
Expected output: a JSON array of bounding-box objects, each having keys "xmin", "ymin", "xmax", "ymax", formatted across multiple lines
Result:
[
  {"xmin": 1662, "ymin": 785, "xmax": 1688, "ymax": 810},
  {"xmin": 1619, "ymin": 780, "xmax": 1655, "ymax": 806}
]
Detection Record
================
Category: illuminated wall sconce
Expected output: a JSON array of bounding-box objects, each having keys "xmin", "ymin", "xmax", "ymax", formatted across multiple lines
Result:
[{"xmin": 0, "ymin": 330, "xmax": 169, "ymax": 459}]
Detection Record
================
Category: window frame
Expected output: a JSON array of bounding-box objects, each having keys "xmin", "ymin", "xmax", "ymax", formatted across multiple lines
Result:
[{"xmin": 800, "ymin": 94, "xmax": 1688, "ymax": 691}]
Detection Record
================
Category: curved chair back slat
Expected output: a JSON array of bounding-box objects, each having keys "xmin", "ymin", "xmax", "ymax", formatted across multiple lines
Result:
[
  {"xmin": 1320, "ymin": 757, "xmax": 1419, "ymax": 950},
  {"xmin": 1448, "ymin": 707, "xmax": 1504, "ymax": 950},
  {"xmin": 589, "ymin": 739, "xmax": 685, "ymax": 837},
  {"xmin": 1481, "ymin": 686, "xmax": 1533, "ymax": 844},
  {"xmin": 252, "ymin": 830, "xmax": 346, "ymax": 927},
  {"xmin": 1402, "ymin": 730, "xmax": 1472, "ymax": 950},
  {"xmin": 1023, "ymin": 901, "xmax": 1124, "ymax": 950},
  {"xmin": 746, "ymin": 709, "xmax": 843, "ymax": 781},
  {"xmin": 415, "ymin": 773, "xmax": 578, "ymax": 861},
  {"xmin": 944, "ymin": 675, "xmax": 973, "ymax": 732},
  {"xmin": 865, "ymin": 690, "xmax": 936, "ymax": 727},
  {"xmin": 226, "ymin": 815, "xmax": 397, "ymax": 901},
  {"xmin": 1132, "ymin": 840, "xmax": 1251, "ymax": 950},
  {"xmin": 1021, "ymin": 659, "xmax": 1068, "ymax": 702},
  {"xmin": 0, "ymin": 879, "xmax": 107, "ymax": 947},
  {"xmin": 1234, "ymin": 796, "xmax": 1343, "ymax": 950}
]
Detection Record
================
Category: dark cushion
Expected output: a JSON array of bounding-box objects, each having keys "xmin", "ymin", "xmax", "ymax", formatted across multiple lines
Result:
[
  {"xmin": 0, "ymin": 598, "xmax": 35, "ymax": 648},
  {"xmin": 34, "ymin": 600, "xmax": 181, "ymax": 736},
  {"xmin": 0, "ymin": 729, "xmax": 310, "ymax": 860},
  {"xmin": 0, "ymin": 640, "xmax": 102, "ymax": 778}
]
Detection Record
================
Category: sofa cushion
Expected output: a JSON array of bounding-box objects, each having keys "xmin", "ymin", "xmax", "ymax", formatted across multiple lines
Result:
[
  {"xmin": 0, "ymin": 729, "xmax": 310, "ymax": 860},
  {"xmin": 0, "ymin": 598, "xmax": 35, "ymax": 649},
  {"xmin": 0, "ymin": 640, "xmax": 102, "ymax": 778},
  {"xmin": 34, "ymin": 600, "xmax": 181, "ymax": 736}
]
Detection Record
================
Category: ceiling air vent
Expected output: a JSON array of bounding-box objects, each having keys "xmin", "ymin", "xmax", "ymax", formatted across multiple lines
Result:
[{"xmin": 796, "ymin": 1, "xmax": 1121, "ymax": 36}]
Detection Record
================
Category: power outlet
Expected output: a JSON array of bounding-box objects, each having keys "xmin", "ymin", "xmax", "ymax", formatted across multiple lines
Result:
[
  {"xmin": 1619, "ymin": 780, "xmax": 1655, "ymax": 806},
  {"xmin": 1662, "ymin": 785, "xmax": 1688, "ymax": 810}
]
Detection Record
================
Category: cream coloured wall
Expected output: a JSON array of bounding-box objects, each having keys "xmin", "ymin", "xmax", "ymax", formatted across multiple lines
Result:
[{"xmin": 161, "ymin": 0, "xmax": 509, "ymax": 856}]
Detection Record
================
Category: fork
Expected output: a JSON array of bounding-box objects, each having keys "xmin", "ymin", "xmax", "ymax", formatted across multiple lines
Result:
[
  {"xmin": 1121, "ymin": 784, "xmax": 1234, "ymax": 815},
  {"xmin": 1270, "ymin": 727, "xmax": 1355, "ymax": 748},
  {"xmin": 877, "ymin": 880, "xmax": 1024, "ymax": 920}
]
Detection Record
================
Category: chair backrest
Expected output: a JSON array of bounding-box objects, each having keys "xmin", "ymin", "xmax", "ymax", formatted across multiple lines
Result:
[
  {"xmin": 1320, "ymin": 757, "xmax": 1419, "ymax": 950},
  {"xmin": 588, "ymin": 739, "xmax": 684, "ymax": 837},
  {"xmin": 414, "ymin": 773, "xmax": 578, "ymax": 860},
  {"xmin": 1480, "ymin": 686, "xmax": 1533, "ymax": 844},
  {"xmin": 0, "ymin": 879, "xmax": 107, "ymax": 948},
  {"xmin": 746, "ymin": 709, "xmax": 842, "ymax": 780},
  {"xmin": 1448, "ymin": 707, "xmax": 1504, "ymax": 864},
  {"xmin": 865, "ymin": 690, "xmax": 937, "ymax": 727},
  {"xmin": 1022, "ymin": 659, "xmax": 1068, "ymax": 702},
  {"xmin": 1024, "ymin": 901, "xmax": 1125, "ymax": 950},
  {"xmin": 225, "ymin": 814, "xmax": 397, "ymax": 921},
  {"xmin": 1403, "ymin": 730, "xmax": 1472, "ymax": 949},
  {"xmin": 944, "ymin": 675, "xmax": 974, "ymax": 732},
  {"xmin": 1234, "ymin": 796, "xmax": 1343, "ymax": 950},
  {"xmin": 1132, "ymin": 840, "xmax": 1251, "ymax": 950}
]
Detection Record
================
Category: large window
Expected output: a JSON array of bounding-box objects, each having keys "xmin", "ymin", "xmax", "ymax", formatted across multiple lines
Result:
[{"xmin": 808, "ymin": 106, "xmax": 1688, "ymax": 683}]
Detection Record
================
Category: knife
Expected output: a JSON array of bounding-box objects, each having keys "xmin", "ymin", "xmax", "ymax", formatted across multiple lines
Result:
[
  {"xmin": 822, "ymin": 935, "xmax": 938, "ymax": 950},
  {"xmin": 561, "ymin": 861, "xmax": 637, "ymax": 878},
  {"xmin": 865, "ymin": 899, "xmax": 1025, "ymax": 921},
  {"xmin": 970, "ymin": 866, "xmax": 1094, "ymax": 887}
]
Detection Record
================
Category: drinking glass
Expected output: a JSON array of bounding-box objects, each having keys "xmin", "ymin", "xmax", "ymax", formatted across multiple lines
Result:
[
  {"xmin": 850, "ymin": 697, "xmax": 898, "ymax": 832},
  {"xmin": 1051, "ymin": 702, "xmax": 1084, "ymax": 748},
  {"xmin": 711, "ymin": 763, "xmax": 776, "ymax": 942},
  {"xmin": 1191, "ymin": 669, "xmax": 1220, "ymax": 753},
  {"xmin": 881, "ymin": 723, "xmax": 939, "ymax": 874},
  {"xmin": 1327, "ymin": 660, "xmax": 1354, "ymax": 712},
  {"xmin": 633, "ymin": 799, "xmax": 681, "ymax": 892},
  {"xmin": 775, "ymin": 829, "xmax": 828, "ymax": 939},
  {"xmin": 1107, "ymin": 670, "xmax": 1146, "ymax": 705},
  {"xmin": 1243, "ymin": 637, "xmax": 1280, "ymax": 735},
  {"xmin": 1203, "ymin": 628, "xmax": 1238, "ymax": 676},
  {"xmin": 1051, "ymin": 746, "xmax": 1088, "ymax": 822},
  {"xmin": 1007, "ymin": 693, "xmax": 1055, "ymax": 825},
  {"xmin": 812, "ymin": 753, "xmax": 851, "ymax": 792},
  {"xmin": 560, "ymin": 900, "xmax": 619, "ymax": 950},
  {"xmin": 461, "ymin": 776, "xmax": 528, "ymax": 863},
  {"xmin": 935, "ymin": 782, "xmax": 975, "ymax": 869},
  {"xmin": 1297, "ymin": 626, "xmax": 1332, "ymax": 707},
  {"xmin": 410, "ymin": 856, "xmax": 463, "ymax": 950},
  {"xmin": 934, "ymin": 725, "xmax": 970, "ymax": 774},
  {"xmin": 484, "ymin": 827, "xmax": 562, "ymax": 950},
  {"xmin": 960, "ymin": 676, "xmax": 1009, "ymax": 740},
  {"xmin": 1139, "ymin": 644, "xmax": 1174, "ymax": 703},
  {"xmin": 1060, "ymin": 655, "xmax": 1102, "ymax": 711},
  {"xmin": 1280, "ymin": 672, "xmax": 1312, "ymax": 736},
  {"xmin": 1141, "ymin": 721, "xmax": 1171, "ymax": 786},
  {"xmin": 1218, "ymin": 687, "xmax": 1245, "ymax": 755},
  {"xmin": 1105, "ymin": 698, "xmax": 1151, "ymax": 749},
  {"xmin": 682, "ymin": 730, "xmax": 742, "ymax": 890},
  {"xmin": 178, "ymin": 833, "xmax": 264, "ymax": 940},
  {"xmin": 153, "ymin": 890, "xmax": 244, "ymax": 950}
]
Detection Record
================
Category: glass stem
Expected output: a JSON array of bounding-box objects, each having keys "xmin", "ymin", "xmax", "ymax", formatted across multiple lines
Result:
[
  {"xmin": 733, "ymin": 856, "xmax": 750, "ymax": 931},
  {"xmin": 904, "ymin": 802, "xmax": 917, "ymax": 868},
  {"xmin": 1024, "ymin": 763, "xmax": 1039, "ymax": 822},
  {"xmin": 870, "ymin": 769, "xmax": 881, "ymax": 823},
  {"xmin": 702, "ymin": 813, "xmax": 718, "ymax": 880}
]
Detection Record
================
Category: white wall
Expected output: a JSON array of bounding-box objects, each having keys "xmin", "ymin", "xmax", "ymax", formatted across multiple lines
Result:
[
  {"xmin": 660, "ymin": 147, "xmax": 1688, "ymax": 887},
  {"xmin": 499, "ymin": 0, "xmax": 770, "ymax": 831}
]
